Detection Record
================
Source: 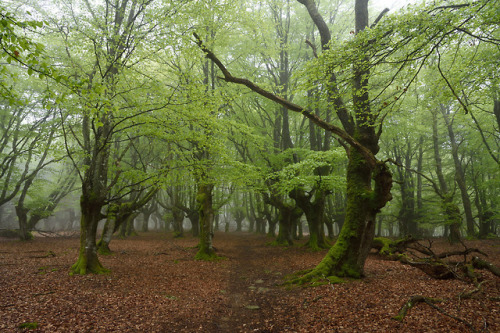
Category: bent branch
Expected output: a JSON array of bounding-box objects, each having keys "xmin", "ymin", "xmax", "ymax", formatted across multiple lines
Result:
[{"xmin": 193, "ymin": 33, "xmax": 377, "ymax": 168}]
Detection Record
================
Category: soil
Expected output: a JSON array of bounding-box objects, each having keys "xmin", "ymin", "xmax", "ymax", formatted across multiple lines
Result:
[{"xmin": 1, "ymin": 232, "xmax": 499, "ymax": 332}]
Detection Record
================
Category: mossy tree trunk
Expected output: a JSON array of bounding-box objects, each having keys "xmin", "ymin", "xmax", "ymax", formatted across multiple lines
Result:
[
  {"xmin": 71, "ymin": 193, "xmax": 107, "ymax": 275},
  {"xmin": 71, "ymin": 115, "xmax": 110, "ymax": 275},
  {"xmin": 196, "ymin": 183, "xmax": 216, "ymax": 260},
  {"xmin": 299, "ymin": 149, "xmax": 392, "ymax": 279}
]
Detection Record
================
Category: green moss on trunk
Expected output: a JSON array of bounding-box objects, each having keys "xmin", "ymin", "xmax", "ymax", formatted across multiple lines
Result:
[
  {"xmin": 70, "ymin": 196, "xmax": 108, "ymax": 275},
  {"xmin": 195, "ymin": 184, "xmax": 218, "ymax": 261},
  {"xmin": 289, "ymin": 149, "xmax": 392, "ymax": 285}
]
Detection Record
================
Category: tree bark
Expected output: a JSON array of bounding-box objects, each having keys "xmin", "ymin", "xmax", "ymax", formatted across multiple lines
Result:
[
  {"xmin": 71, "ymin": 195, "xmax": 107, "ymax": 275},
  {"xmin": 196, "ymin": 184, "xmax": 216, "ymax": 260}
]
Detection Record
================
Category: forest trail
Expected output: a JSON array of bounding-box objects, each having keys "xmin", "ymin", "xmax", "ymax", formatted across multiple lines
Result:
[{"xmin": 214, "ymin": 233, "xmax": 299, "ymax": 332}]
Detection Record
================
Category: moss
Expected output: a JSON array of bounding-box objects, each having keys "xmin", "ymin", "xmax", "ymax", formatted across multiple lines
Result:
[
  {"xmin": 326, "ymin": 275, "xmax": 345, "ymax": 284},
  {"xmin": 269, "ymin": 239, "xmax": 290, "ymax": 247},
  {"xmin": 97, "ymin": 245, "xmax": 113, "ymax": 256},
  {"xmin": 196, "ymin": 192, "xmax": 207, "ymax": 204},
  {"xmin": 372, "ymin": 237, "xmax": 393, "ymax": 255},
  {"xmin": 339, "ymin": 263, "xmax": 361, "ymax": 279},
  {"xmin": 304, "ymin": 233, "xmax": 330, "ymax": 252},
  {"xmin": 18, "ymin": 322, "xmax": 38, "ymax": 329},
  {"xmin": 194, "ymin": 251, "xmax": 222, "ymax": 261},
  {"xmin": 173, "ymin": 231, "xmax": 183, "ymax": 238},
  {"xmin": 70, "ymin": 254, "xmax": 110, "ymax": 276}
]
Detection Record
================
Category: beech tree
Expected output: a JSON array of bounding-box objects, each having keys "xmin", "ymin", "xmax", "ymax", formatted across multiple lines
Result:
[
  {"xmin": 27, "ymin": 0, "xmax": 189, "ymax": 274},
  {"xmin": 195, "ymin": 0, "xmax": 498, "ymax": 281}
]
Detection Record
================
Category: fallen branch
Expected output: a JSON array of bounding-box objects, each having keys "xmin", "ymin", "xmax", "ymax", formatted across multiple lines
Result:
[
  {"xmin": 394, "ymin": 295, "xmax": 476, "ymax": 332},
  {"xmin": 471, "ymin": 256, "xmax": 500, "ymax": 277},
  {"xmin": 393, "ymin": 295, "xmax": 443, "ymax": 321},
  {"xmin": 376, "ymin": 239, "xmax": 497, "ymax": 282},
  {"xmin": 459, "ymin": 281, "xmax": 487, "ymax": 300}
]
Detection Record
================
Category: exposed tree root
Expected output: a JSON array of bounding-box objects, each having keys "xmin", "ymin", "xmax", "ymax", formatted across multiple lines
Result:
[
  {"xmin": 393, "ymin": 295, "xmax": 476, "ymax": 332},
  {"xmin": 284, "ymin": 267, "xmax": 345, "ymax": 287}
]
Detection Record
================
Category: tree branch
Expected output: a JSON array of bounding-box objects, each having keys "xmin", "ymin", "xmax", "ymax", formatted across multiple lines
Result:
[
  {"xmin": 370, "ymin": 8, "xmax": 390, "ymax": 29},
  {"xmin": 193, "ymin": 33, "xmax": 377, "ymax": 167}
]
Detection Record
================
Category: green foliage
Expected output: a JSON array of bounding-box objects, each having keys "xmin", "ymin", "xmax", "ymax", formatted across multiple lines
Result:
[{"xmin": 266, "ymin": 148, "xmax": 346, "ymax": 195}]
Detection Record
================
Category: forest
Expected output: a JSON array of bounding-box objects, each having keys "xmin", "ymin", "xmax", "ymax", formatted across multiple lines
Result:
[{"xmin": 1, "ymin": 0, "xmax": 499, "ymax": 331}]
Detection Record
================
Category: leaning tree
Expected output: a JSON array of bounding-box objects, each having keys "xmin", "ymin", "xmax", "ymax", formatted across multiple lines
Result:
[{"xmin": 195, "ymin": 0, "xmax": 498, "ymax": 282}]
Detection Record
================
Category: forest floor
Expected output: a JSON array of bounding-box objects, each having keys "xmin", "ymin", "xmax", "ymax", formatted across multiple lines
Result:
[{"xmin": 1, "ymin": 232, "xmax": 499, "ymax": 332}]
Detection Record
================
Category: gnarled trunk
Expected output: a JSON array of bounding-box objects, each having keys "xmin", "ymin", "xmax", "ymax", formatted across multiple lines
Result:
[{"xmin": 301, "ymin": 150, "xmax": 392, "ymax": 279}]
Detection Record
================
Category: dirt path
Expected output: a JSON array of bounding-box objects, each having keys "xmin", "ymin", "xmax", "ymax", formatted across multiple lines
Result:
[{"xmin": 215, "ymin": 233, "xmax": 296, "ymax": 332}]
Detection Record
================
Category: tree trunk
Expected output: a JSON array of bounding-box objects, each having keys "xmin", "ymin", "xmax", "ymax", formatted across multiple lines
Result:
[
  {"xmin": 441, "ymin": 105, "xmax": 475, "ymax": 236},
  {"xmin": 141, "ymin": 213, "xmax": 149, "ymax": 232},
  {"xmin": 196, "ymin": 184, "xmax": 216, "ymax": 260},
  {"xmin": 275, "ymin": 204, "xmax": 301, "ymax": 246},
  {"xmin": 98, "ymin": 217, "xmax": 115, "ymax": 255},
  {"xmin": 125, "ymin": 213, "xmax": 138, "ymax": 237},
  {"xmin": 189, "ymin": 211, "xmax": 200, "ymax": 237},
  {"xmin": 71, "ymin": 196, "xmax": 107, "ymax": 275},
  {"xmin": 16, "ymin": 205, "xmax": 31, "ymax": 241},
  {"xmin": 235, "ymin": 212, "xmax": 244, "ymax": 232},
  {"xmin": 291, "ymin": 188, "xmax": 329, "ymax": 250},
  {"xmin": 443, "ymin": 196, "xmax": 462, "ymax": 243},
  {"xmin": 172, "ymin": 206, "xmax": 184, "ymax": 238},
  {"xmin": 432, "ymin": 109, "xmax": 461, "ymax": 243},
  {"xmin": 299, "ymin": 149, "xmax": 392, "ymax": 279}
]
